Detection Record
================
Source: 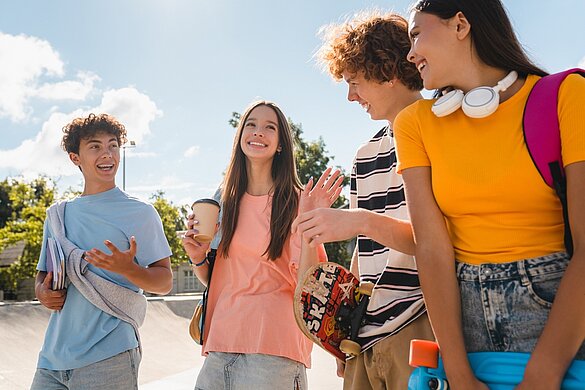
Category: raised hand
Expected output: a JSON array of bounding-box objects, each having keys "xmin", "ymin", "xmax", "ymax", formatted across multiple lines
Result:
[
  {"xmin": 298, "ymin": 167, "xmax": 344, "ymax": 215},
  {"xmin": 84, "ymin": 236, "xmax": 139, "ymax": 277}
]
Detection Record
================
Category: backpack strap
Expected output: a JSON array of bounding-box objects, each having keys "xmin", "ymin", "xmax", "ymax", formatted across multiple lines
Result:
[{"xmin": 523, "ymin": 68, "xmax": 585, "ymax": 258}]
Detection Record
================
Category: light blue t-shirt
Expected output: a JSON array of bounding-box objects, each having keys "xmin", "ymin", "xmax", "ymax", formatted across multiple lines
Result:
[{"xmin": 36, "ymin": 187, "xmax": 172, "ymax": 370}]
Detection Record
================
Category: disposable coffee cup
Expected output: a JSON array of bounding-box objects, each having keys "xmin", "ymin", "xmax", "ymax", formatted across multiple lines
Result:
[{"xmin": 191, "ymin": 198, "xmax": 220, "ymax": 244}]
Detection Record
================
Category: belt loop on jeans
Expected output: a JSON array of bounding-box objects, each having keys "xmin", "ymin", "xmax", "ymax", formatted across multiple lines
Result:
[
  {"xmin": 517, "ymin": 260, "xmax": 530, "ymax": 287},
  {"xmin": 455, "ymin": 261, "xmax": 475, "ymax": 281},
  {"xmin": 455, "ymin": 261, "xmax": 463, "ymax": 279}
]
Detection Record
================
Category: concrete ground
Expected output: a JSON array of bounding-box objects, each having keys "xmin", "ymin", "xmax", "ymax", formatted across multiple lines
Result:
[{"xmin": 0, "ymin": 296, "xmax": 342, "ymax": 390}]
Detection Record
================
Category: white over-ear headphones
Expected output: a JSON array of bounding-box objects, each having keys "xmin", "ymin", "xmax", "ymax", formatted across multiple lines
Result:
[{"xmin": 431, "ymin": 70, "xmax": 518, "ymax": 118}]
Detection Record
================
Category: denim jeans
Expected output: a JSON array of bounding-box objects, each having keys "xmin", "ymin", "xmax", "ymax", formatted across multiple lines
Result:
[
  {"xmin": 457, "ymin": 252, "xmax": 585, "ymax": 359},
  {"xmin": 30, "ymin": 348, "xmax": 141, "ymax": 390},
  {"xmin": 195, "ymin": 352, "xmax": 307, "ymax": 390}
]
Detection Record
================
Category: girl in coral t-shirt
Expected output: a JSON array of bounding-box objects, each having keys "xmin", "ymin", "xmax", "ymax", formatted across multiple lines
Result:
[{"xmin": 182, "ymin": 100, "xmax": 342, "ymax": 390}]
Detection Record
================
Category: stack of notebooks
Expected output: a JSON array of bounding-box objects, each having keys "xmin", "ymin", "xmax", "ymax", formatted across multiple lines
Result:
[{"xmin": 46, "ymin": 237, "xmax": 66, "ymax": 290}]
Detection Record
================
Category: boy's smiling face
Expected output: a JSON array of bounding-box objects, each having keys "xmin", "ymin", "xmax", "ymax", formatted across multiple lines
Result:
[
  {"xmin": 69, "ymin": 131, "xmax": 120, "ymax": 192},
  {"xmin": 343, "ymin": 71, "xmax": 397, "ymax": 122}
]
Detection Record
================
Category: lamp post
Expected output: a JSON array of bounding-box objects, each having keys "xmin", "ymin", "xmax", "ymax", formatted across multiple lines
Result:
[{"xmin": 122, "ymin": 140, "xmax": 136, "ymax": 191}]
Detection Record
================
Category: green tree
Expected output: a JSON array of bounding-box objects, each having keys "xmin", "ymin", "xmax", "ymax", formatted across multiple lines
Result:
[
  {"xmin": 0, "ymin": 178, "xmax": 190, "ymax": 297},
  {"xmin": 150, "ymin": 191, "xmax": 189, "ymax": 266},
  {"xmin": 0, "ymin": 179, "xmax": 13, "ymax": 228},
  {"xmin": 229, "ymin": 112, "xmax": 353, "ymax": 268},
  {"xmin": 0, "ymin": 177, "xmax": 56, "ymax": 295}
]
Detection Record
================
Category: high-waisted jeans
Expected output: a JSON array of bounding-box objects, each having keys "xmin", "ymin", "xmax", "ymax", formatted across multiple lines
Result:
[{"xmin": 457, "ymin": 251, "xmax": 585, "ymax": 359}]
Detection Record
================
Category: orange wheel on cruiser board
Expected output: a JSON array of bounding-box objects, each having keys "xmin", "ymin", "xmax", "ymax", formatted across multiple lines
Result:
[{"xmin": 409, "ymin": 339, "xmax": 440, "ymax": 368}]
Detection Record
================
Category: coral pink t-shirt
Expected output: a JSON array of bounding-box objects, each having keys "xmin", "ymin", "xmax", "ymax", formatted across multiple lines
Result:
[{"xmin": 202, "ymin": 193, "xmax": 326, "ymax": 367}]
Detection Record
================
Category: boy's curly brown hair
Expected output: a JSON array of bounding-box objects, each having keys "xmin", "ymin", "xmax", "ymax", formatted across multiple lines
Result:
[
  {"xmin": 317, "ymin": 10, "xmax": 423, "ymax": 91},
  {"xmin": 61, "ymin": 113, "xmax": 128, "ymax": 154}
]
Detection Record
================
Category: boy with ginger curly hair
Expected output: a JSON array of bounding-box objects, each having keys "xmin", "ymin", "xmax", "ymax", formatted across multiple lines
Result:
[{"xmin": 293, "ymin": 11, "xmax": 434, "ymax": 389}]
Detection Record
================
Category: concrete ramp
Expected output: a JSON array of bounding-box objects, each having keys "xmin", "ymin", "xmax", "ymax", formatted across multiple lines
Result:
[
  {"xmin": 138, "ymin": 300, "xmax": 202, "ymax": 384},
  {"xmin": 0, "ymin": 303, "xmax": 49, "ymax": 389},
  {"xmin": 0, "ymin": 298, "xmax": 342, "ymax": 389}
]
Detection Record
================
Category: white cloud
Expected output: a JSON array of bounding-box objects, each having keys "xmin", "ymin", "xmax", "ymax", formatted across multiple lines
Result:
[
  {"xmin": 98, "ymin": 87, "xmax": 163, "ymax": 144},
  {"xmin": 0, "ymin": 33, "xmax": 105, "ymax": 122},
  {"xmin": 578, "ymin": 56, "xmax": 585, "ymax": 68},
  {"xmin": 184, "ymin": 145, "xmax": 200, "ymax": 158},
  {"xmin": 33, "ymin": 71, "xmax": 100, "ymax": 101},
  {"xmin": 0, "ymin": 88, "xmax": 162, "ymax": 177},
  {"xmin": 0, "ymin": 32, "xmax": 64, "ymax": 121},
  {"xmin": 0, "ymin": 111, "xmax": 79, "ymax": 177},
  {"xmin": 0, "ymin": 32, "xmax": 163, "ymax": 183}
]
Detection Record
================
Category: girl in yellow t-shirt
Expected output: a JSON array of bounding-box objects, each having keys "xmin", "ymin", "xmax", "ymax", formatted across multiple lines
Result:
[
  {"xmin": 181, "ymin": 100, "xmax": 342, "ymax": 390},
  {"xmin": 393, "ymin": 1, "xmax": 585, "ymax": 389}
]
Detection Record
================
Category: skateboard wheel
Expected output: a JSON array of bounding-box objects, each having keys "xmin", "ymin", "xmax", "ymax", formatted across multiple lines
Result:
[
  {"xmin": 340, "ymin": 339, "xmax": 361, "ymax": 357},
  {"xmin": 409, "ymin": 339, "xmax": 439, "ymax": 368},
  {"xmin": 357, "ymin": 282, "xmax": 374, "ymax": 296}
]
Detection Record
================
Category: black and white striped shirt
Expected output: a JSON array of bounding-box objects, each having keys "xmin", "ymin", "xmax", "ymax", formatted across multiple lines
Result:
[{"xmin": 350, "ymin": 126, "xmax": 426, "ymax": 350}]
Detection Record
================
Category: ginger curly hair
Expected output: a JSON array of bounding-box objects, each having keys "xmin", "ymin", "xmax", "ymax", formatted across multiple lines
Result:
[
  {"xmin": 317, "ymin": 10, "xmax": 423, "ymax": 91},
  {"xmin": 61, "ymin": 113, "xmax": 128, "ymax": 154}
]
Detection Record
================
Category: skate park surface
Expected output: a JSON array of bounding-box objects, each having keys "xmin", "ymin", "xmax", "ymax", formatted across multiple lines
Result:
[{"xmin": 0, "ymin": 295, "xmax": 343, "ymax": 390}]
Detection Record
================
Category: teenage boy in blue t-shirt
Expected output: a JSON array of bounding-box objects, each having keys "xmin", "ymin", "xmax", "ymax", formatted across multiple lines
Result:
[{"xmin": 31, "ymin": 113, "xmax": 173, "ymax": 390}]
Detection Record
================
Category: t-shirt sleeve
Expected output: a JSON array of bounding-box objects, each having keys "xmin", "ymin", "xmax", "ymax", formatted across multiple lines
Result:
[
  {"xmin": 394, "ymin": 102, "xmax": 431, "ymax": 173},
  {"xmin": 36, "ymin": 218, "xmax": 51, "ymax": 272},
  {"xmin": 559, "ymin": 73, "xmax": 585, "ymax": 167},
  {"xmin": 133, "ymin": 204, "xmax": 172, "ymax": 267}
]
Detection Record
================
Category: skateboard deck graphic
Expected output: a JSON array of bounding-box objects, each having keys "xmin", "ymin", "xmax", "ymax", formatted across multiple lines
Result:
[{"xmin": 294, "ymin": 262, "xmax": 371, "ymax": 361}]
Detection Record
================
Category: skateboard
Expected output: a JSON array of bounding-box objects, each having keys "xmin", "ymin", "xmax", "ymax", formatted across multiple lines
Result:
[
  {"xmin": 408, "ymin": 339, "xmax": 585, "ymax": 389},
  {"xmin": 293, "ymin": 262, "xmax": 374, "ymax": 361}
]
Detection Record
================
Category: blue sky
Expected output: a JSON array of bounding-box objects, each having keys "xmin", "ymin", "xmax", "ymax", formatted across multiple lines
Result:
[{"xmin": 1, "ymin": 0, "xmax": 584, "ymax": 207}]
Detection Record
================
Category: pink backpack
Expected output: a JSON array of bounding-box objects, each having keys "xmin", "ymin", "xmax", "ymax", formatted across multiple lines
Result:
[{"xmin": 523, "ymin": 68, "xmax": 585, "ymax": 257}]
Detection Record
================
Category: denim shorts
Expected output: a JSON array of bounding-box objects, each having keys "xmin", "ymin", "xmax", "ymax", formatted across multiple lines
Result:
[
  {"xmin": 457, "ymin": 252, "xmax": 585, "ymax": 359},
  {"xmin": 195, "ymin": 352, "xmax": 307, "ymax": 390},
  {"xmin": 30, "ymin": 348, "xmax": 141, "ymax": 390}
]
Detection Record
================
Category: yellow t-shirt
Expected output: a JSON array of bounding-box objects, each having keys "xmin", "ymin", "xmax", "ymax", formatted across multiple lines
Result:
[{"xmin": 394, "ymin": 74, "xmax": 585, "ymax": 265}]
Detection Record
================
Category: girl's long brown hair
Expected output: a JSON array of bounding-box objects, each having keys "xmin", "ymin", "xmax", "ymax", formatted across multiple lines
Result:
[{"xmin": 218, "ymin": 101, "xmax": 301, "ymax": 261}]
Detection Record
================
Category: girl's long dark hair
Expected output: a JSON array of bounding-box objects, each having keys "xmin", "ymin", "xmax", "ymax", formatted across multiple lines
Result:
[
  {"xmin": 218, "ymin": 101, "xmax": 301, "ymax": 261},
  {"xmin": 412, "ymin": 0, "xmax": 547, "ymax": 97}
]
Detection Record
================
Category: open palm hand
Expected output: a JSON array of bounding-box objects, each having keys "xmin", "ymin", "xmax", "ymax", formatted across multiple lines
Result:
[{"xmin": 299, "ymin": 167, "xmax": 343, "ymax": 214}]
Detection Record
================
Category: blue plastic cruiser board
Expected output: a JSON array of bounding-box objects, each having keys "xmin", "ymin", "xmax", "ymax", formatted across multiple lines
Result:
[{"xmin": 408, "ymin": 340, "xmax": 585, "ymax": 389}]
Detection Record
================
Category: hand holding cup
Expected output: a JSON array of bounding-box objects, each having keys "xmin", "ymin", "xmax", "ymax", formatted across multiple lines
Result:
[
  {"xmin": 181, "ymin": 198, "xmax": 220, "ymax": 264},
  {"xmin": 189, "ymin": 198, "xmax": 220, "ymax": 243}
]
